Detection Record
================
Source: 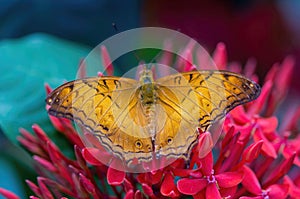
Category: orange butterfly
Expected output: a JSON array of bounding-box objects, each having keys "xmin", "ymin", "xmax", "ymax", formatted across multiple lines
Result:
[{"xmin": 46, "ymin": 68, "xmax": 260, "ymax": 166}]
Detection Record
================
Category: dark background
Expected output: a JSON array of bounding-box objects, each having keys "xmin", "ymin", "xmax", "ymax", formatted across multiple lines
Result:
[{"xmin": 1, "ymin": 0, "xmax": 299, "ymax": 91}]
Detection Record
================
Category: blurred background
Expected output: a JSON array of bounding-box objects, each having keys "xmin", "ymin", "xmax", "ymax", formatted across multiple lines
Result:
[{"xmin": 0, "ymin": 0, "xmax": 299, "ymax": 197}]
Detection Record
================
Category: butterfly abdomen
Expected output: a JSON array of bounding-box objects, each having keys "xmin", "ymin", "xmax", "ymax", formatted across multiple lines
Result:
[{"xmin": 137, "ymin": 83, "xmax": 159, "ymax": 139}]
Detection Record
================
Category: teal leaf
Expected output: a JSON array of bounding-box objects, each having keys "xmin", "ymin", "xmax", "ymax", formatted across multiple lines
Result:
[{"xmin": 0, "ymin": 33, "xmax": 92, "ymax": 144}]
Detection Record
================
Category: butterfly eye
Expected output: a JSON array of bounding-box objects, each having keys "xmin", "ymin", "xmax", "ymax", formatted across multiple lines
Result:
[
  {"xmin": 135, "ymin": 140, "xmax": 143, "ymax": 149},
  {"xmin": 166, "ymin": 137, "xmax": 173, "ymax": 145}
]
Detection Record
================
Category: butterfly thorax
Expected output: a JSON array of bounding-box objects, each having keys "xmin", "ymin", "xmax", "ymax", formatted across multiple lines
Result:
[
  {"xmin": 139, "ymin": 69, "xmax": 157, "ymax": 106},
  {"xmin": 139, "ymin": 83, "xmax": 157, "ymax": 105}
]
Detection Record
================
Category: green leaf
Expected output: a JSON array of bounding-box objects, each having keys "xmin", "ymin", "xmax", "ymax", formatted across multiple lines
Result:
[{"xmin": 0, "ymin": 33, "xmax": 92, "ymax": 144}]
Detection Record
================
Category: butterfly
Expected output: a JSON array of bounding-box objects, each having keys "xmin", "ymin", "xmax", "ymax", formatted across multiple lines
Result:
[{"xmin": 46, "ymin": 68, "xmax": 260, "ymax": 166}]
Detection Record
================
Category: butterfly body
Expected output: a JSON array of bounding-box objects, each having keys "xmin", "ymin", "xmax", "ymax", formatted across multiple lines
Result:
[
  {"xmin": 139, "ymin": 68, "xmax": 157, "ymax": 105},
  {"xmin": 46, "ymin": 69, "xmax": 261, "ymax": 166}
]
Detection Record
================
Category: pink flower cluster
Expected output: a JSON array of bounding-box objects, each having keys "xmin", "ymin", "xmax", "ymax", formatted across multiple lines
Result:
[{"xmin": 1, "ymin": 43, "xmax": 299, "ymax": 199}]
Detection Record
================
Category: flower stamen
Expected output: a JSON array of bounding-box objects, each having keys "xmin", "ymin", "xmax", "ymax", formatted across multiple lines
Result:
[
  {"xmin": 206, "ymin": 175, "xmax": 216, "ymax": 184},
  {"xmin": 261, "ymin": 190, "xmax": 270, "ymax": 199}
]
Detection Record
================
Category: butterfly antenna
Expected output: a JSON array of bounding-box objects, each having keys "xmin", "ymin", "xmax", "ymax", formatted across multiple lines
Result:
[{"xmin": 112, "ymin": 23, "xmax": 118, "ymax": 32}]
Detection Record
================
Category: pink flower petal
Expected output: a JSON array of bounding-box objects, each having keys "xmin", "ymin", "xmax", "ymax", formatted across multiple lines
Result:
[
  {"xmin": 268, "ymin": 184, "xmax": 289, "ymax": 199},
  {"xmin": 37, "ymin": 177, "xmax": 54, "ymax": 199},
  {"xmin": 273, "ymin": 56, "xmax": 294, "ymax": 100},
  {"xmin": 172, "ymin": 168, "xmax": 195, "ymax": 177},
  {"xmin": 219, "ymin": 186, "xmax": 237, "ymax": 199},
  {"xmin": 101, "ymin": 45, "xmax": 114, "ymax": 76},
  {"xmin": 47, "ymin": 142, "xmax": 74, "ymax": 183},
  {"xmin": 244, "ymin": 58, "xmax": 257, "ymax": 78},
  {"xmin": 47, "ymin": 141, "xmax": 65, "ymax": 162},
  {"xmin": 124, "ymin": 178, "xmax": 134, "ymax": 192},
  {"xmin": 263, "ymin": 153, "xmax": 296, "ymax": 188},
  {"xmin": 124, "ymin": 189, "xmax": 134, "ymax": 199},
  {"xmin": 193, "ymin": 190, "xmax": 206, "ymax": 199},
  {"xmin": 257, "ymin": 116, "xmax": 278, "ymax": 133},
  {"xmin": 242, "ymin": 166, "xmax": 262, "ymax": 195},
  {"xmin": 107, "ymin": 166, "xmax": 125, "ymax": 185},
  {"xmin": 177, "ymin": 178, "xmax": 207, "ymax": 195},
  {"xmin": 18, "ymin": 128, "xmax": 38, "ymax": 143},
  {"xmin": 79, "ymin": 173, "xmax": 96, "ymax": 195},
  {"xmin": 242, "ymin": 140, "xmax": 264, "ymax": 163},
  {"xmin": 26, "ymin": 180, "xmax": 42, "ymax": 197},
  {"xmin": 185, "ymin": 64, "xmax": 197, "ymax": 71},
  {"xmin": 17, "ymin": 135, "xmax": 44, "ymax": 157},
  {"xmin": 33, "ymin": 155, "xmax": 57, "ymax": 172},
  {"xmin": 280, "ymin": 105, "xmax": 300, "ymax": 132},
  {"xmin": 97, "ymin": 72, "xmax": 104, "ymax": 77},
  {"xmin": 134, "ymin": 190, "xmax": 143, "ymax": 199},
  {"xmin": 160, "ymin": 172, "xmax": 180, "ymax": 197},
  {"xmin": 137, "ymin": 171, "xmax": 164, "ymax": 185},
  {"xmin": 82, "ymin": 147, "xmax": 109, "ymax": 166},
  {"xmin": 44, "ymin": 83, "xmax": 52, "ymax": 95},
  {"xmin": 158, "ymin": 40, "xmax": 173, "ymax": 69},
  {"xmin": 48, "ymin": 114, "xmax": 72, "ymax": 133},
  {"xmin": 72, "ymin": 173, "xmax": 89, "ymax": 198},
  {"xmin": 142, "ymin": 183, "xmax": 154, "ymax": 196},
  {"xmin": 32, "ymin": 124, "xmax": 50, "ymax": 145},
  {"xmin": 77, "ymin": 58, "xmax": 87, "ymax": 78},
  {"xmin": 215, "ymin": 131, "xmax": 242, "ymax": 172},
  {"xmin": 74, "ymin": 145, "xmax": 87, "ymax": 170},
  {"xmin": 0, "ymin": 188, "xmax": 20, "ymax": 199},
  {"xmin": 218, "ymin": 135, "xmax": 244, "ymax": 172},
  {"xmin": 197, "ymin": 132, "xmax": 214, "ymax": 158},
  {"xmin": 282, "ymin": 143, "xmax": 300, "ymax": 167},
  {"xmin": 206, "ymin": 183, "xmax": 221, "ymax": 199},
  {"xmin": 213, "ymin": 42, "xmax": 227, "ymax": 70},
  {"xmin": 84, "ymin": 132, "xmax": 108, "ymax": 151},
  {"xmin": 180, "ymin": 40, "xmax": 195, "ymax": 72},
  {"xmin": 173, "ymin": 42, "xmax": 194, "ymax": 72},
  {"xmin": 150, "ymin": 170, "xmax": 164, "ymax": 184},
  {"xmin": 200, "ymin": 152, "xmax": 213, "ymax": 175},
  {"xmin": 228, "ymin": 106, "xmax": 250, "ymax": 124},
  {"xmin": 215, "ymin": 171, "xmax": 243, "ymax": 188},
  {"xmin": 253, "ymin": 128, "xmax": 277, "ymax": 158},
  {"xmin": 221, "ymin": 126, "xmax": 235, "ymax": 149},
  {"xmin": 283, "ymin": 175, "xmax": 300, "ymax": 198},
  {"xmin": 247, "ymin": 80, "xmax": 273, "ymax": 115},
  {"xmin": 39, "ymin": 178, "xmax": 74, "ymax": 196},
  {"xmin": 239, "ymin": 197, "xmax": 262, "ymax": 199},
  {"xmin": 227, "ymin": 62, "xmax": 241, "ymax": 73}
]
